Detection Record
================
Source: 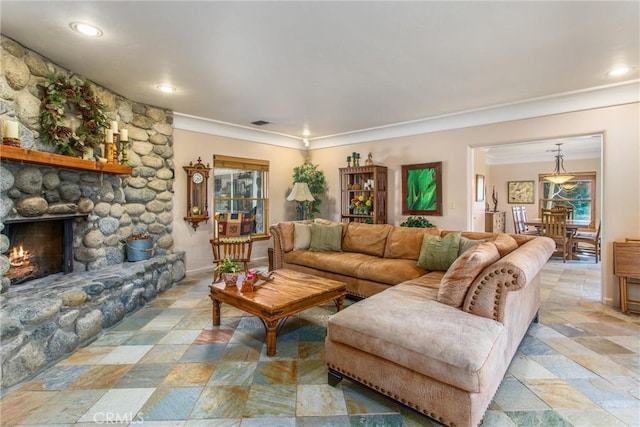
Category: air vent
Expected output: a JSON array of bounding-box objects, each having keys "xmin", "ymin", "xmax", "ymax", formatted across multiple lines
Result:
[{"xmin": 251, "ymin": 120, "xmax": 270, "ymax": 126}]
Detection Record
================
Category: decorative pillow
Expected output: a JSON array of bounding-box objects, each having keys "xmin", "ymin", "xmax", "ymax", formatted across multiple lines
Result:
[
  {"xmin": 438, "ymin": 242, "xmax": 500, "ymax": 308},
  {"xmin": 492, "ymin": 233, "xmax": 519, "ymax": 257},
  {"xmin": 458, "ymin": 236, "xmax": 490, "ymax": 256},
  {"xmin": 293, "ymin": 223, "xmax": 312, "ymax": 250},
  {"xmin": 417, "ymin": 231, "xmax": 461, "ymax": 271},
  {"xmin": 309, "ymin": 223, "xmax": 343, "ymax": 252}
]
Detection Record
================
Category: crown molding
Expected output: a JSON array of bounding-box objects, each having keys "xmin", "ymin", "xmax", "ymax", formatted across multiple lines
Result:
[
  {"xmin": 174, "ymin": 80, "xmax": 639, "ymax": 149},
  {"xmin": 173, "ymin": 113, "xmax": 304, "ymax": 149}
]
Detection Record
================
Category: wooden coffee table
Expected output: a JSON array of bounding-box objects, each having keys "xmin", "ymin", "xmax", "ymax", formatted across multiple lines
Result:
[{"xmin": 208, "ymin": 269, "xmax": 346, "ymax": 356}]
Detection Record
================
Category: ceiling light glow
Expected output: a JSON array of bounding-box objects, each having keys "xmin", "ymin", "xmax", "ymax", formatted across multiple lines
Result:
[
  {"xmin": 156, "ymin": 85, "xmax": 176, "ymax": 93},
  {"xmin": 69, "ymin": 22, "xmax": 103, "ymax": 37},
  {"xmin": 608, "ymin": 66, "xmax": 633, "ymax": 77}
]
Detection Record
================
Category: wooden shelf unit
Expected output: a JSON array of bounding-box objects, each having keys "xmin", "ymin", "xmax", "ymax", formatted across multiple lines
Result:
[
  {"xmin": 0, "ymin": 145, "xmax": 132, "ymax": 174},
  {"xmin": 340, "ymin": 165, "xmax": 387, "ymax": 224}
]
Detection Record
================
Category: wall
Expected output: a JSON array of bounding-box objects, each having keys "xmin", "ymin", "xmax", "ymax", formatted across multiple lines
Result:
[
  {"xmin": 488, "ymin": 157, "xmax": 601, "ymax": 233},
  {"xmin": 172, "ymin": 129, "xmax": 307, "ymax": 273},
  {"xmin": 472, "ymin": 148, "xmax": 487, "ymax": 231}
]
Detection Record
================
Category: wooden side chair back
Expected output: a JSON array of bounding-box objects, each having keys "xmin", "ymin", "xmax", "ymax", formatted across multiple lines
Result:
[
  {"xmin": 541, "ymin": 209, "xmax": 572, "ymax": 262},
  {"xmin": 573, "ymin": 222, "xmax": 601, "ymax": 263},
  {"xmin": 210, "ymin": 236, "xmax": 253, "ymax": 282},
  {"xmin": 511, "ymin": 206, "xmax": 538, "ymax": 235}
]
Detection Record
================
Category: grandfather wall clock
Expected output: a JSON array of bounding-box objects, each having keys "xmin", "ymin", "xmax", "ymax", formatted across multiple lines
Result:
[{"xmin": 183, "ymin": 157, "xmax": 211, "ymax": 230}]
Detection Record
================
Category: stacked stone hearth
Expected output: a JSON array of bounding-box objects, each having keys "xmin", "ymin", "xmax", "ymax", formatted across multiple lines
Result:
[{"xmin": 0, "ymin": 36, "xmax": 186, "ymax": 388}]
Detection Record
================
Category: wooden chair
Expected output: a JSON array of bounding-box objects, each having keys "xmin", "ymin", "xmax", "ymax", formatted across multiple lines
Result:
[
  {"xmin": 552, "ymin": 203, "xmax": 574, "ymax": 219},
  {"xmin": 511, "ymin": 206, "xmax": 539, "ymax": 235},
  {"xmin": 210, "ymin": 236, "xmax": 253, "ymax": 283},
  {"xmin": 541, "ymin": 209, "xmax": 572, "ymax": 262},
  {"xmin": 573, "ymin": 222, "xmax": 601, "ymax": 263}
]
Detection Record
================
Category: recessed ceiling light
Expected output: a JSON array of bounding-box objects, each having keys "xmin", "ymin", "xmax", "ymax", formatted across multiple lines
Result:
[
  {"xmin": 69, "ymin": 22, "xmax": 103, "ymax": 37},
  {"xmin": 156, "ymin": 85, "xmax": 176, "ymax": 93},
  {"xmin": 607, "ymin": 66, "xmax": 633, "ymax": 77}
]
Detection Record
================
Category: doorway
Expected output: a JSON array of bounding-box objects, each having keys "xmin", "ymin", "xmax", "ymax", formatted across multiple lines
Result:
[{"xmin": 471, "ymin": 134, "xmax": 604, "ymax": 295}]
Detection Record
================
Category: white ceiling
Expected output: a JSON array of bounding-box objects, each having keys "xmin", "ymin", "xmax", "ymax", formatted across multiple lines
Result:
[{"xmin": 1, "ymin": 1, "xmax": 638, "ymax": 151}]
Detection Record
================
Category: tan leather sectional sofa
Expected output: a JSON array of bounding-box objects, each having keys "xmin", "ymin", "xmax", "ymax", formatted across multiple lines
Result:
[{"xmin": 270, "ymin": 220, "xmax": 555, "ymax": 427}]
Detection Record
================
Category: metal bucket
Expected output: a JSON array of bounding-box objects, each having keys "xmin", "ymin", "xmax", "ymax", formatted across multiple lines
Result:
[{"xmin": 126, "ymin": 237, "xmax": 153, "ymax": 262}]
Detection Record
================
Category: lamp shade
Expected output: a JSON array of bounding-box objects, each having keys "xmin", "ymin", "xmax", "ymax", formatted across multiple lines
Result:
[
  {"xmin": 287, "ymin": 182, "xmax": 315, "ymax": 202},
  {"xmin": 544, "ymin": 143, "xmax": 574, "ymax": 184}
]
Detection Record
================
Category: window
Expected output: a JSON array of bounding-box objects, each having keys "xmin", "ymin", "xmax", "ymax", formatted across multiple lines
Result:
[
  {"xmin": 213, "ymin": 155, "xmax": 269, "ymax": 240},
  {"xmin": 539, "ymin": 172, "xmax": 596, "ymax": 228}
]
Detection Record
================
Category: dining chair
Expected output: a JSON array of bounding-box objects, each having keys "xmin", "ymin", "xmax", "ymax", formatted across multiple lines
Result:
[
  {"xmin": 511, "ymin": 206, "xmax": 539, "ymax": 235},
  {"xmin": 552, "ymin": 203, "xmax": 574, "ymax": 220},
  {"xmin": 210, "ymin": 235, "xmax": 253, "ymax": 283},
  {"xmin": 541, "ymin": 209, "xmax": 572, "ymax": 262},
  {"xmin": 573, "ymin": 222, "xmax": 601, "ymax": 263}
]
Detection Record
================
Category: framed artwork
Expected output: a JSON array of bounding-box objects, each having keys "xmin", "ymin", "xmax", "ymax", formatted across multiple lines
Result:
[
  {"xmin": 401, "ymin": 162, "xmax": 442, "ymax": 216},
  {"xmin": 508, "ymin": 180, "xmax": 535, "ymax": 204},
  {"xmin": 475, "ymin": 174, "xmax": 485, "ymax": 202}
]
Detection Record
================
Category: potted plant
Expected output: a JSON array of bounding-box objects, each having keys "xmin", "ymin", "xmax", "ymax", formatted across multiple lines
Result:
[
  {"xmin": 292, "ymin": 161, "xmax": 326, "ymax": 219},
  {"xmin": 216, "ymin": 256, "xmax": 241, "ymax": 287},
  {"xmin": 400, "ymin": 216, "xmax": 435, "ymax": 228}
]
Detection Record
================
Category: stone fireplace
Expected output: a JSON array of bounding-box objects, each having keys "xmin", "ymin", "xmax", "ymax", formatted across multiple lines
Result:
[{"xmin": 0, "ymin": 36, "xmax": 186, "ymax": 388}]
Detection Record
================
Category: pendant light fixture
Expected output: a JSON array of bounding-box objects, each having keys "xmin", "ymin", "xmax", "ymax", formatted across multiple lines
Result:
[{"xmin": 545, "ymin": 143, "xmax": 574, "ymax": 184}]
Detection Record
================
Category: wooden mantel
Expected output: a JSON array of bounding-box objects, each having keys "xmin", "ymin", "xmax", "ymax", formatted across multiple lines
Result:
[{"xmin": 0, "ymin": 145, "xmax": 132, "ymax": 174}]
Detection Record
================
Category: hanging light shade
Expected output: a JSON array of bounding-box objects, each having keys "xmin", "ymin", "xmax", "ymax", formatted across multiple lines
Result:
[{"xmin": 545, "ymin": 143, "xmax": 574, "ymax": 184}]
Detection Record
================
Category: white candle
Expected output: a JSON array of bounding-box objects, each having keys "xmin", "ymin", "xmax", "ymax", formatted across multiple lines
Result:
[
  {"xmin": 110, "ymin": 121, "xmax": 118, "ymax": 133},
  {"xmin": 4, "ymin": 120, "xmax": 19, "ymax": 138},
  {"xmin": 120, "ymin": 128, "xmax": 128, "ymax": 141},
  {"xmin": 105, "ymin": 129, "xmax": 113, "ymax": 143}
]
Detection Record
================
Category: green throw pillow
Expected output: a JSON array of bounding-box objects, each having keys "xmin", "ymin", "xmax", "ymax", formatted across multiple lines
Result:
[
  {"xmin": 458, "ymin": 236, "xmax": 490, "ymax": 256},
  {"xmin": 417, "ymin": 231, "xmax": 462, "ymax": 271},
  {"xmin": 309, "ymin": 223, "xmax": 343, "ymax": 252}
]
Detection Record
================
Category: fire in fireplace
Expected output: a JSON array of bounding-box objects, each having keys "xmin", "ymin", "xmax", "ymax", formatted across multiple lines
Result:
[{"xmin": 2, "ymin": 217, "xmax": 75, "ymax": 286}]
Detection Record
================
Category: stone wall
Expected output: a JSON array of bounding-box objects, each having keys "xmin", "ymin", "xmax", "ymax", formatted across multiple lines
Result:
[
  {"xmin": 0, "ymin": 37, "xmax": 187, "ymax": 388},
  {"xmin": 0, "ymin": 36, "xmax": 176, "ymax": 291}
]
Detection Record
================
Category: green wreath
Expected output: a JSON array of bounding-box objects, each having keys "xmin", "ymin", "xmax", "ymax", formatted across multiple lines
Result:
[{"xmin": 40, "ymin": 73, "xmax": 108, "ymax": 157}]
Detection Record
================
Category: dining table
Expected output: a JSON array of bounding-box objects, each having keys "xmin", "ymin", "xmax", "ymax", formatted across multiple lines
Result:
[{"xmin": 524, "ymin": 218, "xmax": 592, "ymax": 232}]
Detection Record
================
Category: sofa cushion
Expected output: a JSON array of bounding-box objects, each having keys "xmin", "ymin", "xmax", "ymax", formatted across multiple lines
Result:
[
  {"xmin": 458, "ymin": 236, "xmax": 490, "ymax": 256},
  {"xmin": 383, "ymin": 226, "xmax": 441, "ymax": 260},
  {"xmin": 293, "ymin": 223, "xmax": 312, "ymax": 250},
  {"xmin": 438, "ymin": 242, "xmax": 501, "ymax": 308},
  {"xmin": 327, "ymin": 283, "xmax": 504, "ymax": 393},
  {"xmin": 342, "ymin": 222, "xmax": 392, "ymax": 257},
  {"xmin": 284, "ymin": 250, "xmax": 425, "ymax": 285},
  {"xmin": 417, "ymin": 231, "xmax": 461, "ymax": 271},
  {"xmin": 309, "ymin": 223, "xmax": 343, "ymax": 252},
  {"xmin": 492, "ymin": 233, "xmax": 518, "ymax": 257},
  {"xmin": 277, "ymin": 222, "xmax": 296, "ymax": 253}
]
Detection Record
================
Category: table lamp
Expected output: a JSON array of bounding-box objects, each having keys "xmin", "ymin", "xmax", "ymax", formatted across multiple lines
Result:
[{"xmin": 287, "ymin": 182, "xmax": 315, "ymax": 220}]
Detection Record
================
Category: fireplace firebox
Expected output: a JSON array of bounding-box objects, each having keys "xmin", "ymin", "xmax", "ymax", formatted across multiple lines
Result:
[{"xmin": 2, "ymin": 217, "xmax": 78, "ymax": 286}]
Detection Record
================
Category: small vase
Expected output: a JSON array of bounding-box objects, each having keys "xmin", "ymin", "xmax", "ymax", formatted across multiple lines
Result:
[{"xmin": 222, "ymin": 272, "xmax": 238, "ymax": 287}]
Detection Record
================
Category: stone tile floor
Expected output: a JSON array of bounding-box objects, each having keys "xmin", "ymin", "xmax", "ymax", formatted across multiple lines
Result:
[{"xmin": 1, "ymin": 259, "xmax": 638, "ymax": 426}]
